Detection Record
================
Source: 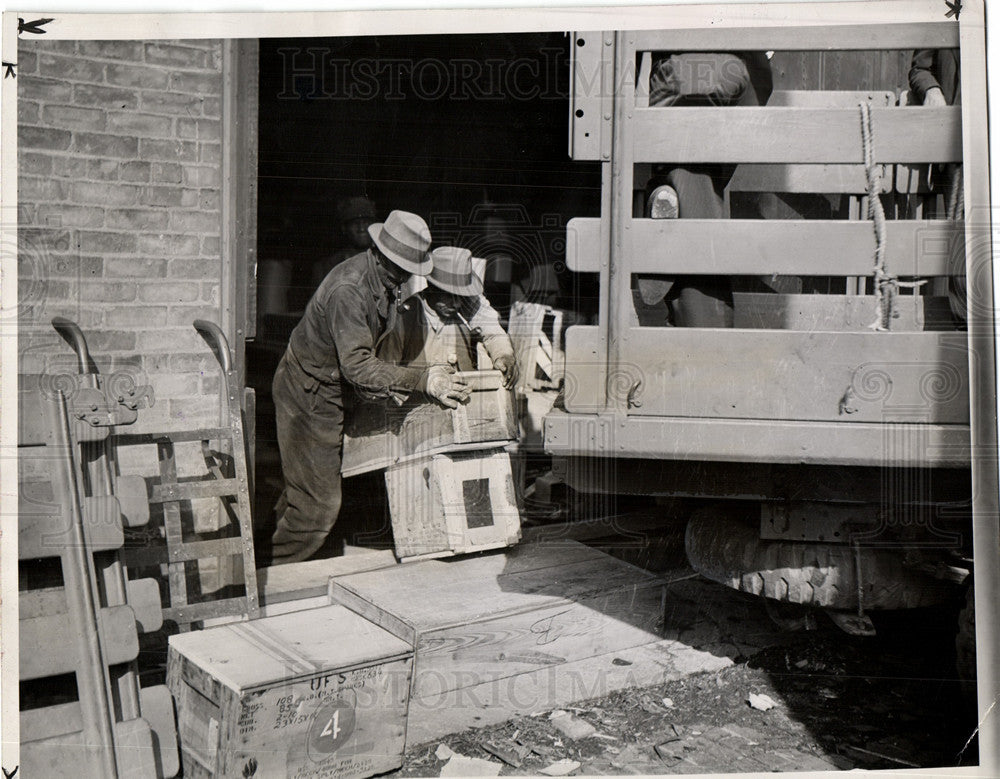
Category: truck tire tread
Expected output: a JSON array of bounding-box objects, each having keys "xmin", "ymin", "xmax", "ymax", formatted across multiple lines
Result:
[{"xmin": 685, "ymin": 507, "xmax": 952, "ymax": 610}]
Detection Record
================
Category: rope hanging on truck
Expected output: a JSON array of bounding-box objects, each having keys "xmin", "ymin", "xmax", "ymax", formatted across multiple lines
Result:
[
  {"xmin": 947, "ymin": 162, "xmax": 964, "ymax": 221},
  {"xmin": 859, "ymin": 101, "xmax": 893, "ymax": 330},
  {"xmin": 859, "ymin": 102, "xmax": 925, "ymax": 331}
]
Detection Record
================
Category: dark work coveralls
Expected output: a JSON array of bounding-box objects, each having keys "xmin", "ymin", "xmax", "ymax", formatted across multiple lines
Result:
[
  {"xmin": 270, "ymin": 250, "xmax": 425, "ymax": 564},
  {"xmin": 638, "ymin": 52, "xmax": 772, "ymax": 326}
]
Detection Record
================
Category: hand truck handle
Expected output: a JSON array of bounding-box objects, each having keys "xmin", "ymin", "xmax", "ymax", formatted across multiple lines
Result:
[
  {"xmin": 51, "ymin": 316, "xmax": 94, "ymax": 375},
  {"xmin": 193, "ymin": 319, "xmax": 233, "ymax": 373}
]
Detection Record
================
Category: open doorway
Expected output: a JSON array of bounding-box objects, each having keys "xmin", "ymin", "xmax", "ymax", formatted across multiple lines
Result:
[{"xmin": 247, "ymin": 32, "xmax": 601, "ymax": 559}]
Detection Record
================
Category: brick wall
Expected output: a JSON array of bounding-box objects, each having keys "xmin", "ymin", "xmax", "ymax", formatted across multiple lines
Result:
[{"xmin": 18, "ymin": 39, "xmax": 226, "ymax": 432}]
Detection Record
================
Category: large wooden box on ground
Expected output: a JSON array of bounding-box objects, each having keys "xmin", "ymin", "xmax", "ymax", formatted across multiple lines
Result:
[
  {"xmin": 329, "ymin": 541, "xmax": 666, "ymax": 742},
  {"xmin": 386, "ymin": 446, "xmax": 522, "ymax": 561},
  {"xmin": 341, "ymin": 370, "xmax": 516, "ymax": 477},
  {"xmin": 166, "ymin": 605, "xmax": 412, "ymax": 779}
]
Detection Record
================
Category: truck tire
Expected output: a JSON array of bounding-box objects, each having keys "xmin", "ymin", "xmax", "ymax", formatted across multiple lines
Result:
[
  {"xmin": 685, "ymin": 507, "xmax": 953, "ymax": 610},
  {"xmin": 956, "ymin": 584, "xmax": 976, "ymax": 687}
]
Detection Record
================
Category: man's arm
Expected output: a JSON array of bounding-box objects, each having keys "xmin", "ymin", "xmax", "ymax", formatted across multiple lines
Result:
[
  {"xmin": 468, "ymin": 296, "xmax": 515, "ymax": 362},
  {"xmin": 328, "ymin": 284, "xmax": 425, "ymax": 400},
  {"xmin": 909, "ymin": 50, "xmax": 945, "ymax": 106}
]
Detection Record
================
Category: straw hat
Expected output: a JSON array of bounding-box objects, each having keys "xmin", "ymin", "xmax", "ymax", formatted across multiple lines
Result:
[
  {"xmin": 367, "ymin": 210, "xmax": 433, "ymax": 275},
  {"xmin": 427, "ymin": 246, "xmax": 484, "ymax": 297}
]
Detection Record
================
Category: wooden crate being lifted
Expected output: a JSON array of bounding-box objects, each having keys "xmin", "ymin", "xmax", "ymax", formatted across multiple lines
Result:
[
  {"xmin": 167, "ymin": 605, "xmax": 413, "ymax": 779},
  {"xmin": 341, "ymin": 370, "xmax": 516, "ymax": 477},
  {"xmin": 342, "ymin": 370, "xmax": 522, "ymax": 561}
]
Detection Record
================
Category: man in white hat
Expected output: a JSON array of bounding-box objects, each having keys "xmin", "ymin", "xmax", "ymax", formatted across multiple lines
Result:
[
  {"xmin": 270, "ymin": 210, "xmax": 471, "ymax": 565},
  {"xmin": 386, "ymin": 246, "xmax": 518, "ymax": 388}
]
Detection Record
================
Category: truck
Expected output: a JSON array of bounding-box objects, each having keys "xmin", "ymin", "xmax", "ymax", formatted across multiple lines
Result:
[{"xmin": 540, "ymin": 3, "xmax": 997, "ymax": 730}]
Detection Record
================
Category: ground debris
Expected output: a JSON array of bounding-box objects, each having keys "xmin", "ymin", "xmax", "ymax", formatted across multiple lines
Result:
[
  {"xmin": 748, "ymin": 692, "xmax": 778, "ymax": 711},
  {"xmin": 392, "ymin": 578, "xmax": 973, "ymax": 777},
  {"xmin": 435, "ymin": 744, "xmax": 455, "ymax": 761},
  {"xmin": 610, "ymin": 744, "xmax": 658, "ymax": 770},
  {"xmin": 439, "ymin": 755, "xmax": 502, "ymax": 777},
  {"xmin": 549, "ymin": 711, "xmax": 598, "ymax": 740},
  {"xmin": 539, "ymin": 758, "xmax": 581, "ymax": 776},
  {"xmin": 653, "ymin": 738, "xmax": 684, "ymax": 761},
  {"xmin": 481, "ymin": 739, "xmax": 531, "ymax": 768}
]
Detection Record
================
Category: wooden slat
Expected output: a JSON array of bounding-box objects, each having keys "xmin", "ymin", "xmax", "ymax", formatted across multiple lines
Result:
[
  {"xmin": 567, "ymin": 217, "xmax": 963, "ymax": 276},
  {"xmin": 19, "ymin": 497, "xmax": 125, "ymax": 559},
  {"xmin": 728, "ymin": 92, "xmax": 896, "ymax": 201},
  {"xmin": 727, "ymin": 163, "xmax": 888, "ymax": 194},
  {"xmin": 158, "ymin": 440, "xmax": 188, "ymax": 613},
  {"xmin": 168, "ymin": 536, "xmax": 244, "ymax": 563},
  {"xmin": 20, "ymin": 605, "xmax": 139, "ymax": 680},
  {"xmin": 543, "ymin": 409, "xmax": 970, "ymax": 468},
  {"xmin": 569, "ymin": 30, "xmax": 609, "ymax": 161},
  {"xmin": 114, "ymin": 474, "xmax": 150, "ymax": 528},
  {"xmin": 20, "ymin": 701, "xmax": 83, "ymax": 743},
  {"xmin": 19, "ymin": 587, "xmax": 68, "ymax": 620},
  {"xmin": 620, "ymin": 328, "xmax": 968, "ymax": 423},
  {"xmin": 126, "ymin": 577, "xmax": 164, "ymax": 634},
  {"xmin": 113, "ymin": 428, "xmax": 233, "ymax": 446},
  {"xmin": 732, "ymin": 293, "xmax": 953, "ymax": 332},
  {"xmin": 20, "ymin": 734, "xmax": 115, "ymax": 778},
  {"xmin": 149, "ymin": 477, "xmax": 240, "ymax": 503},
  {"xmin": 562, "ymin": 324, "xmax": 605, "ymax": 411},
  {"xmin": 138, "ymin": 685, "xmax": 180, "ymax": 779},
  {"xmin": 162, "ymin": 596, "xmax": 252, "ymax": 625},
  {"xmin": 632, "ymin": 106, "xmax": 961, "ymax": 164},
  {"xmin": 767, "ymin": 90, "xmax": 895, "ymax": 108},
  {"xmin": 113, "ymin": 718, "xmax": 158, "ymax": 777},
  {"xmin": 633, "ymin": 22, "xmax": 958, "ymax": 52}
]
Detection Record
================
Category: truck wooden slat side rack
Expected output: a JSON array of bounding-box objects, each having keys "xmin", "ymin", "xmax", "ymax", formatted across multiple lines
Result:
[{"xmin": 547, "ymin": 5, "xmax": 998, "ymax": 770}]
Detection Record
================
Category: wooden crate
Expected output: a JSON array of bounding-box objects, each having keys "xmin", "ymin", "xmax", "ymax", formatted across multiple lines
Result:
[
  {"xmin": 167, "ymin": 605, "xmax": 413, "ymax": 779},
  {"xmin": 385, "ymin": 446, "xmax": 522, "ymax": 561},
  {"xmin": 329, "ymin": 541, "xmax": 665, "ymax": 731},
  {"xmin": 507, "ymin": 301, "xmax": 567, "ymax": 390},
  {"xmin": 341, "ymin": 370, "xmax": 516, "ymax": 478}
]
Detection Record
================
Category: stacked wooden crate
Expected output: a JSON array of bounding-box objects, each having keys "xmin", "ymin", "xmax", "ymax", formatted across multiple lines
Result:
[
  {"xmin": 342, "ymin": 369, "xmax": 522, "ymax": 561},
  {"xmin": 167, "ymin": 605, "xmax": 413, "ymax": 778},
  {"xmin": 329, "ymin": 541, "xmax": 667, "ymax": 744}
]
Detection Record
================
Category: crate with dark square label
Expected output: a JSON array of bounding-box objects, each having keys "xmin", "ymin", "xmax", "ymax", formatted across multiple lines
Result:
[
  {"xmin": 167, "ymin": 605, "xmax": 413, "ymax": 779},
  {"xmin": 385, "ymin": 446, "xmax": 522, "ymax": 561}
]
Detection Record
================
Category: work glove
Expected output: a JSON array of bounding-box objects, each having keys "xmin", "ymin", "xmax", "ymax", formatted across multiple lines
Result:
[
  {"xmin": 493, "ymin": 353, "xmax": 518, "ymax": 390},
  {"xmin": 420, "ymin": 364, "xmax": 471, "ymax": 409}
]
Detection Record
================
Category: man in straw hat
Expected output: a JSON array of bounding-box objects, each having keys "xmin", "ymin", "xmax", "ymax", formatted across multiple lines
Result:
[
  {"xmin": 386, "ymin": 246, "xmax": 518, "ymax": 388},
  {"xmin": 270, "ymin": 210, "xmax": 472, "ymax": 564}
]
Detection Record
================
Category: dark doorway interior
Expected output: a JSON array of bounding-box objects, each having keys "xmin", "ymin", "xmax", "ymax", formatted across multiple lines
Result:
[{"xmin": 249, "ymin": 32, "xmax": 601, "ymax": 558}]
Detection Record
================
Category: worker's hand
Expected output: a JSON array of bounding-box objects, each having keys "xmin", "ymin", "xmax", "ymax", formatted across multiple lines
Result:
[
  {"xmin": 493, "ymin": 353, "xmax": 518, "ymax": 390},
  {"xmin": 423, "ymin": 364, "xmax": 471, "ymax": 409},
  {"xmin": 923, "ymin": 87, "xmax": 948, "ymax": 107}
]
